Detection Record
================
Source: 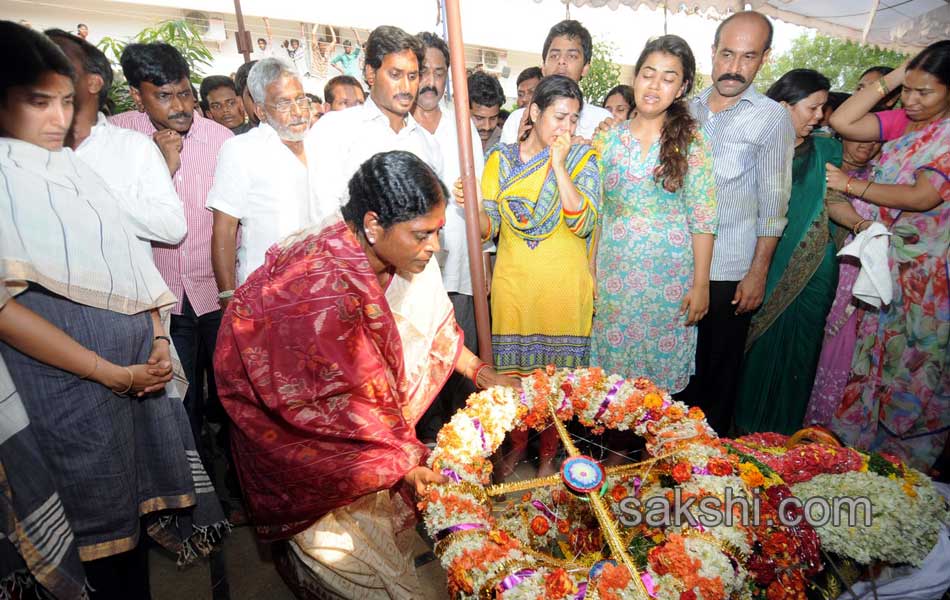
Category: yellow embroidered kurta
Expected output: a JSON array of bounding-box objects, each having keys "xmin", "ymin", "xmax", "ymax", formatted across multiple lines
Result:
[{"xmin": 481, "ymin": 143, "xmax": 600, "ymax": 375}]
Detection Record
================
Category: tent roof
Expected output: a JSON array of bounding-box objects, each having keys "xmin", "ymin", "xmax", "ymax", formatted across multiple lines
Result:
[{"xmin": 556, "ymin": 0, "xmax": 950, "ymax": 49}]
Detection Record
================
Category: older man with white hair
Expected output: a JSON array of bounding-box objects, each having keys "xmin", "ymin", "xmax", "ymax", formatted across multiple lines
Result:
[{"xmin": 207, "ymin": 57, "xmax": 315, "ymax": 299}]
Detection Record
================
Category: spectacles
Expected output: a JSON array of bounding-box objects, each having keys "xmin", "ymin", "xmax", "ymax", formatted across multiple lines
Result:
[{"xmin": 266, "ymin": 97, "xmax": 311, "ymax": 114}]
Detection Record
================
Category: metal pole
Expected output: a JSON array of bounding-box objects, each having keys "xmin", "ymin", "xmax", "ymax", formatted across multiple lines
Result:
[
  {"xmin": 233, "ymin": 0, "xmax": 251, "ymax": 64},
  {"xmin": 861, "ymin": 0, "xmax": 881, "ymax": 44},
  {"xmin": 444, "ymin": 0, "xmax": 493, "ymax": 364}
]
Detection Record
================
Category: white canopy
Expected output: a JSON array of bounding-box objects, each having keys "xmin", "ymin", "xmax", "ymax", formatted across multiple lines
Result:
[{"xmin": 555, "ymin": 0, "xmax": 950, "ymax": 49}]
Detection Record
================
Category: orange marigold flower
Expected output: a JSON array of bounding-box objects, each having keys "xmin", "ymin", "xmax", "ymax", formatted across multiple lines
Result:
[
  {"xmin": 688, "ymin": 406, "xmax": 705, "ymax": 420},
  {"xmin": 644, "ymin": 392, "xmax": 663, "ymax": 410},
  {"xmin": 763, "ymin": 531, "xmax": 791, "ymax": 556},
  {"xmin": 557, "ymin": 519, "xmax": 570, "ymax": 534},
  {"xmin": 600, "ymin": 563, "xmax": 631, "ymax": 590},
  {"xmin": 544, "ymin": 568, "xmax": 576, "ymax": 598},
  {"xmin": 707, "ymin": 458, "xmax": 733, "ymax": 476},
  {"xmin": 696, "ymin": 578, "xmax": 725, "ymax": 600},
  {"xmin": 666, "ymin": 405, "xmax": 685, "ymax": 420},
  {"xmin": 447, "ymin": 563, "xmax": 475, "ymax": 596},
  {"xmin": 610, "ymin": 485, "xmax": 627, "ymax": 503},
  {"xmin": 672, "ymin": 461, "xmax": 693, "ymax": 484},
  {"xmin": 739, "ymin": 462, "xmax": 766, "ymax": 488},
  {"xmin": 530, "ymin": 515, "xmax": 550, "ymax": 536},
  {"xmin": 488, "ymin": 529, "xmax": 512, "ymax": 546}
]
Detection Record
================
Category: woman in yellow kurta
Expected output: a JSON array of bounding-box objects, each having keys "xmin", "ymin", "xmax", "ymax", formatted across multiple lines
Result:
[{"xmin": 463, "ymin": 75, "xmax": 601, "ymax": 476}]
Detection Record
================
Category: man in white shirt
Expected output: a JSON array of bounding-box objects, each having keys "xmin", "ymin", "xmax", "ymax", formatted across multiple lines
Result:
[
  {"xmin": 412, "ymin": 31, "xmax": 486, "ymax": 441},
  {"xmin": 207, "ymin": 58, "xmax": 314, "ymax": 292},
  {"xmin": 307, "ymin": 25, "xmax": 442, "ymax": 219},
  {"xmin": 500, "ymin": 20, "xmax": 611, "ymax": 143},
  {"xmin": 46, "ymin": 29, "xmax": 185, "ymax": 250}
]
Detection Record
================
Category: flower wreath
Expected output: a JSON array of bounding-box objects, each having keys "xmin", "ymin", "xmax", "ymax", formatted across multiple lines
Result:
[{"xmin": 421, "ymin": 367, "xmax": 950, "ymax": 600}]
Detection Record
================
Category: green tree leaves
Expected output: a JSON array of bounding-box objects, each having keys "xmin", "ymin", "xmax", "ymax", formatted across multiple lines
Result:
[
  {"xmin": 580, "ymin": 41, "xmax": 622, "ymax": 107},
  {"xmin": 98, "ymin": 20, "xmax": 214, "ymax": 114},
  {"xmin": 757, "ymin": 34, "xmax": 909, "ymax": 92}
]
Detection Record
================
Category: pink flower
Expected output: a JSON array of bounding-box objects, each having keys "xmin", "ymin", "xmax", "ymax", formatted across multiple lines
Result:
[
  {"xmin": 607, "ymin": 329, "xmax": 624, "ymax": 346},
  {"xmin": 658, "ymin": 334, "xmax": 677, "ymax": 353},
  {"xmin": 664, "ymin": 283, "xmax": 684, "ymax": 302},
  {"xmin": 611, "ymin": 223, "xmax": 626, "ymax": 240},
  {"xmin": 627, "ymin": 323, "xmax": 646, "ymax": 342},
  {"xmin": 630, "ymin": 218, "xmax": 649, "ymax": 234},
  {"xmin": 627, "ymin": 272, "xmax": 648, "ymax": 293},
  {"xmin": 667, "ymin": 229, "xmax": 687, "ymax": 246},
  {"xmin": 606, "ymin": 276, "xmax": 623, "ymax": 294}
]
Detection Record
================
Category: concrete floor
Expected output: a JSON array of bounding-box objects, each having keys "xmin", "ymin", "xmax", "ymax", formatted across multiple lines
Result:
[{"xmin": 150, "ymin": 525, "xmax": 448, "ymax": 600}]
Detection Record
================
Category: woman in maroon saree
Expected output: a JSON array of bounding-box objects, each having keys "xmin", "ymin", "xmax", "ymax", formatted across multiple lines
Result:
[{"xmin": 215, "ymin": 151, "xmax": 516, "ymax": 598}]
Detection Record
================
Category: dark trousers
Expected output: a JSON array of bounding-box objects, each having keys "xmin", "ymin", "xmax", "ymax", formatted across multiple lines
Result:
[
  {"xmin": 417, "ymin": 293, "xmax": 478, "ymax": 442},
  {"xmin": 675, "ymin": 280, "xmax": 753, "ymax": 436},
  {"xmin": 170, "ymin": 295, "xmax": 222, "ymax": 446},
  {"xmin": 84, "ymin": 541, "xmax": 151, "ymax": 600}
]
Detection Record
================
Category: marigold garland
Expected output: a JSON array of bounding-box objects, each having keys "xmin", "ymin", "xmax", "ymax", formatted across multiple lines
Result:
[{"xmin": 423, "ymin": 368, "xmax": 950, "ymax": 599}]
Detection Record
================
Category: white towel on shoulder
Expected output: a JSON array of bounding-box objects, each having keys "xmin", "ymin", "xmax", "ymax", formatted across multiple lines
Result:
[{"xmin": 837, "ymin": 222, "xmax": 893, "ymax": 307}]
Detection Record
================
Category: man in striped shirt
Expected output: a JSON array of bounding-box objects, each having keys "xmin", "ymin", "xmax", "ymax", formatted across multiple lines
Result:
[
  {"xmin": 679, "ymin": 11, "xmax": 795, "ymax": 434},
  {"xmin": 110, "ymin": 43, "xmax": 233, "ymax": 462}
]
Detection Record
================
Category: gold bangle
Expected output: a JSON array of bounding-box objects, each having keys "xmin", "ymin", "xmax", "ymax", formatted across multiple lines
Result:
[
  {"xmin": 116, "ymin": 367, "xmax": 135, "ymax": 395},
  {"xmin": 852, "ymin": 219, "xmax": 870, "ymax": 235},
  {"xmin": 79, "ymin": 353, "xmax": 99, "ymax": 380}
]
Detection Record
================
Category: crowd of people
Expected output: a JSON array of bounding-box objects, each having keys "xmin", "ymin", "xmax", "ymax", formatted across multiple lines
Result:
[{"xmin": 0, "ymin": 9, "xmax": 948, "ymax": 600}]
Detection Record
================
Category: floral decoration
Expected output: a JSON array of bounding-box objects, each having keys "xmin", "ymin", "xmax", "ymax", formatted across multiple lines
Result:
[{"xmin": 422, "ymin": 367, "xmax": 950, "ymax": 599}]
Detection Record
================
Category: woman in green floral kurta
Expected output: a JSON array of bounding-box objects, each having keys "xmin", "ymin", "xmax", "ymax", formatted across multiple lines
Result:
[{"xmin": 591, "ymin": 35, "xmax": 718, "ymax": 394}]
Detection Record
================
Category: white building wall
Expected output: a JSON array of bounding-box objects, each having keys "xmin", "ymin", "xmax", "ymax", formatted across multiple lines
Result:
[{"xmin": 1, "ymin": 0, "xmax": 639, "ymax": 104}]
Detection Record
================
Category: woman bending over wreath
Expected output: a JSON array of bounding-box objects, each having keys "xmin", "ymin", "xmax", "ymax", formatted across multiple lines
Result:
[{"xmin": 214, "ymin": 150, "xmax": 519, "ymax": 599}]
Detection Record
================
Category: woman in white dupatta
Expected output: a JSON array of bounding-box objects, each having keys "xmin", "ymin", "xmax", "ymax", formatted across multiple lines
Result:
[{"xmin": 0, "ymin": 22, "xmax": 226, "ymax": 599}]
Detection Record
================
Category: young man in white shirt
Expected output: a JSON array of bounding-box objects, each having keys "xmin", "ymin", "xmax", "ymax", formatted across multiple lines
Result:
[
  {"xmin": 412, "ymin": 31, "xmax": 486, "ymax": 442},
  {"xmin": 199, "ymin": 75, "xmax": 252, "ymax": 135},
  {"xmin": 306, "ymin": 25, "xmax": 442, "ymax": 219},
  {"xmin": 46, "ymin": 29, "xmax": 185, "ymax": 251},
  {"xmin": 207, "ymin": 58, "xmax": 315, "ymax": 291},
  {"xmin": 500, "ymin": 20, "xmax": 611, "ymax": 143}
]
